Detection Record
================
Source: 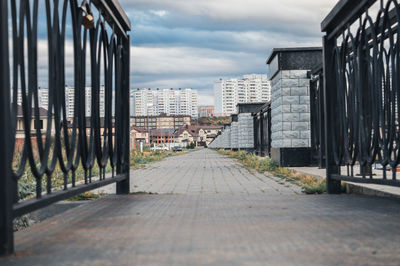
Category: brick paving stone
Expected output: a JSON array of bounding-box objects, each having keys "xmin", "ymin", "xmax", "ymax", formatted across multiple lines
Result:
[{"xmin": 2, "ymin": 149, "xmax": 400, "ymax": 265}]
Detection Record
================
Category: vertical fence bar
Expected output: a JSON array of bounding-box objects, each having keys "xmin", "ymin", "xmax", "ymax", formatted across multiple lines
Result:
[
  {"xmin": 116, "ymin": 35, "xmax": 130, "ymax": 194},
  {"xmin": 0, "ymin": 0, "xmax": 14, "ymax": 255},
  {"xmin": 318, "ymin": 73, "xmax": 326, "ymax": 168},
  {"xmin": 323, "ymin": 36, "xmax": 341, "ymax": 194}
]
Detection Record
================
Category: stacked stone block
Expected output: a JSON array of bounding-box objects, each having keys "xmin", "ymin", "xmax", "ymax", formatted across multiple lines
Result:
[
  {"xmin": 238, "ymin": 113, "xmax": 254, "ymax": 149},
  {"xmin": 270, "ymin": 70, "xmax": 310, "ymax": 148},
  {"xmin": 224, "ymin": 126, "xmax": 231, "ymax": 149},
  {"xmin": 230, "ymin": 122, "xmax": 238, "ymax": 149}
]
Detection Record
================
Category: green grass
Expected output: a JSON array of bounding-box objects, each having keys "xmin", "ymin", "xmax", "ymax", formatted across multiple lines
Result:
[
  {"xmin": 67, "ymin": 192, "xmax": 104, "ymax": 201},
  {"xmin": 217, "ymin": 149, "xmax": 327, "ymax": 194}
]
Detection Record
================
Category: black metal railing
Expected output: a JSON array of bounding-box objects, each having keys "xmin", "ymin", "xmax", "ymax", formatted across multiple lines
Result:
[
  {"xmin": 253, "ymin": 102, "xmax": 271, "ymax": 157},
  {"xmin": 310, "ymin": 65, "xmax": 325, "ymax": 168},
  {"xmin": 322, "ymin": 0, "xmax": 400, "ymax": 193},
  {"xmin": 0, "ymin": 0, "xmax": 131, "ymax": 254}
]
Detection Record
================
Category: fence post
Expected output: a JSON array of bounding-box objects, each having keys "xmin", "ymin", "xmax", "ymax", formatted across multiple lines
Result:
[
  {"xmin": 318, "ymin": 72, "xmax": 326, "ymax": 169},
  {"xmin": 0, "ymin": 0, "xmax": 14, "ymax": 254},
  {"xmin": 116, "ymin": 35, "xmax": 130, "ymax": 194},
  {"xmin": 323, "ymin": 36, "xmax": 341, "ymax": 194}
]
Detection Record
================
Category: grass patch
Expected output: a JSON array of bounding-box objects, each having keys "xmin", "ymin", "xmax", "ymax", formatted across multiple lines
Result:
[
  {"xmin": 217, "ymin": 149, "xmax": 327, "ymax": 194},
  {"xmin": 67, "ymin": 192, "xmax": 103, "ymax": 201},
  {"xmin": 130, "ymin": 150, "xmax": 173, "ymax": 168}
]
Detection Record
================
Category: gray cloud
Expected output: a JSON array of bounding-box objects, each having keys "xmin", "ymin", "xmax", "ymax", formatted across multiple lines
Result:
[{"xmin": 122, "ymin": 0, "xmax": 338, "ymax": 105}]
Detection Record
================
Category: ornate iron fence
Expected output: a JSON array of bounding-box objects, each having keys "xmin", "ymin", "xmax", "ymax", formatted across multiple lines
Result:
[
  {"xmin": 253, "ymin": 102, "xmax": 271, "ymax": 157},
  {"xmin": 310, "ymin": 65, "xmax": 325, "ymax": 168},
  {"xmin": 0, "ymin": 0, "xmax": 131, "ymax": 254},
  {"xmin": 322, "ymin": 0, "xmax": 400, "ymax": 193}
]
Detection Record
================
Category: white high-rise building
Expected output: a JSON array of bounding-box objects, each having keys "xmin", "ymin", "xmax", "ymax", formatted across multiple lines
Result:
[
  {"xmin": 15, "ymin": 87, "xmax": 49, "ymax": 110},
  {"xmin": 214, "ymin": 74, "xmax": 271, "ymax": 116},
  {"xmin": 131, "ymin": 88, "xmax": 198, "ymax": 117},
  {"xmin": 15, "ymin": 86, "xmax": 112, "ymax": 118}
]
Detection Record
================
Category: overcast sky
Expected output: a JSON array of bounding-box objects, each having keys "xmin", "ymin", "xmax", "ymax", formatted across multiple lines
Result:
[
  {"xmin": 120, "ymin": 0, "xmax": 339, "ymax": 105},
  {"xmin": 17, "ymin": 0, "xmax": 339, "ymax": 105}
]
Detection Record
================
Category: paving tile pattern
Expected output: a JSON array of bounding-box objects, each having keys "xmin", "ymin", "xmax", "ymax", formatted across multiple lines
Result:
[{"xmin": 2, "ymin": 149, "xmax": 400, "ymax": 265}]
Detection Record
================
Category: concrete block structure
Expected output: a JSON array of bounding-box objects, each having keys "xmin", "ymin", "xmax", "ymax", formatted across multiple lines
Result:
[
  {"xmin": 266, "ymin": 47, "xmax": 322, "ymax": 166},
  {"xmin": 208, "ymin": 103, "xmax": 264, "ymax": 151},
  {"xmin": 210, "ymin": 48, "xmax": 322, "ymax": 168}
]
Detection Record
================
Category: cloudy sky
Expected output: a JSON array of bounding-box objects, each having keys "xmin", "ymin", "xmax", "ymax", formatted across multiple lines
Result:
[
  {"xmin": 119, "ymin": 0, "xmax": 339, "ymax": 105},
  {"xmin": 13, "ymin": 0, "xmax": 339, "ymax": 105}
]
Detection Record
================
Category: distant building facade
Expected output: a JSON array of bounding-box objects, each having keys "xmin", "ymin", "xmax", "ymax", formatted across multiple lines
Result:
[
  {"xmin": 131, "ymin": 88, "xmax": 198, "ymax": 117},
  {"xmin": 130, "ymin": 114, "xmax": 191, "ymax": 131},
  {"xmin": 198, "ymin": 105, "xmax": 215, "ymax": 118},
  {"xmin": 16, "ymin": 86, "xmax": 111, "ymax": 118},
  {"xmin": 130, "ymin": 126, "xmax": 149, "ymax": 150},
  {"xmin": 214, "ymin": 74, "xmax": 271, "ymax": 116}
]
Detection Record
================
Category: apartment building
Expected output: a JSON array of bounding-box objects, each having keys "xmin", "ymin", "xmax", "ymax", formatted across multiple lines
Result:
[
  {"xmin": 214, "ymin": 74, "xmax": 271, "ymax": 116},
  {"xmin": 16, "ymin": 86, "xmax": 109, "ymax": 118},
  {"xmin": 131, "ymin": 88, "xmax": 198, "ymax": 117}
]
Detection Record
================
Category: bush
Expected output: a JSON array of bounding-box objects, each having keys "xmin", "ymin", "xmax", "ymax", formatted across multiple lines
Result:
[{"xmin": 187, "ymin": 142, "xmax": 196, "ymax": 149}]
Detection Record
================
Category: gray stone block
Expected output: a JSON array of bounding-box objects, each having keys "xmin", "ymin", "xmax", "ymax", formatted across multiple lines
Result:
[
  {"xmin": 282, "ymin": 105, "xmax": 291, "ymax": 113},
  {"xmin": 283, "ymin": 131, "xmax": 300, "ymax": 139},
  {"xmin": 299, "ymin": 113, "xmax": 310, "ymax": 122},
  {"xmin": 291, "ymin": 87, "xmax": 309, "ymax": 96},
  {"xmin": 282, "ymin": 96, "xmax": 299, "ymax": 105},
  {"xmin": 281, "ymin": 70, "xmax": 290, "ymax": 79},
  {"xmin": 271, "ymin": 123, "xmax": 282, "ymax": 132},
  {"xmin": 271, "ymin": 78, "xmax": 281, "ymax": 88},
  {"xmin": 282, "ymin": 87, "xmax": 291, "ymax": 96},
  {"xmin": 283, "ymin": 122, "xmax": 292, "ymax": 131},
  {"xmin": 291, "ymin": 104, "xmax": 309, "ymax": 113},
  {"xmin": 292, "ymin": 122, "xmax": 308, "ymax": 131},
  {"xmin": 300, "ymin": 96, "xmax": 310, "ymax": 104},
  {"xmin": 283, "ymin": 113, "xmax": 299, "ymax": 122},
  {"xmin": 300, "ymin": 131, "xmax": 310, "ymax": 139},
  {"xmin": 290, "ymin": 70, "xmax": 308, "ymax": 79},
  {"xmin": 271, "ymin": 107, "xmax": 282, "ymax": 117},
  {"xmin": 272, "ymin": 89, "xmax": 281, "ymax": 99},
  {"xmin": 272, "ymin": 97, "xmax": 282, "ymax": 107},
  {"xmin": 281, "ymin": 78, "xmax": 299, "ymax": 87},
  {"xmin": 271, "ymin": 139, "xmax": 282, "ymax": 148},
  {"xmin": 272, "ymin": 131, "xmax": 282, "ymax": 140},
  {"xmin": 272, "ymin": 114, "xmax": 282, "ymax": 123},
  {"xmin": 292, "ymin": 139, "xmax": 309, "ymax": 148},
  {"xmin": 282, "ymin": 139, "xmax": 292, "ymax": 148},
  {"xmin": 299, "ymin": 78, "xmax": 310, "ymax": 87}
]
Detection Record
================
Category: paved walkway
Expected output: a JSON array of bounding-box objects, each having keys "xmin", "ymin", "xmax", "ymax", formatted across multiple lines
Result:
[{"xmin": 3, "ymin": 149, "xmax": 400, "ymax": 265}]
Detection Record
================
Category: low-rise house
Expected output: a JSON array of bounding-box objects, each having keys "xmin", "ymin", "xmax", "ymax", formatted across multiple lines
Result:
[
  {"xmin": 174, "ymin": 125, "xmax": 223, "ymax": 146},
  {"xmin": 15, "ymin": 105, "xmax": 51, "ymax": 152},
  {"xmin": 149, "ymin": 128, "xmax": 175, "ymax": 145},
  {"xmin": 130, "ymin": 126, "xmax": 149, "ymax": 150}
]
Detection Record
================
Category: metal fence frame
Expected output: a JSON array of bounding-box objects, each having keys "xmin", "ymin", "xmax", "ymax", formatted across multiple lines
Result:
[
  {"xmin": 322, "ymin": 0, "xmax": 400, "ymax": 193},
  {"xmin": 0, "ymin": 0, "xmax": 131, "ymax": 254},
  {"xmin": 253, "ymin": 102, "xmax": 271, "ymax": 157},
  {"xmin": 310, "ymin": 65, "xmax": 325, "ymax": 168}
]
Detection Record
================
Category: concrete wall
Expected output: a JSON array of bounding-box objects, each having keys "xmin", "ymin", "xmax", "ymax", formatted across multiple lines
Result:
[{"xmin": 270, "ymin": 70, "xmax": 310, "ymax": 149}]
